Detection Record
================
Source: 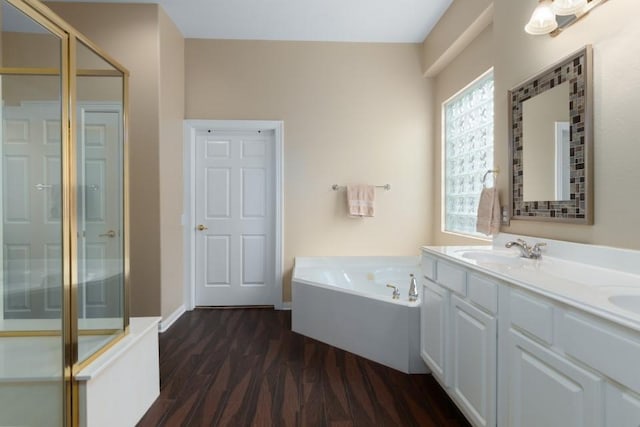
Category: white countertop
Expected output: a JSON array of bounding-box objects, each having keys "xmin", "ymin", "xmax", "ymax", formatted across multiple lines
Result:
[{"xmin": 422, "ymin": 237, "xmax": 640, "ymax": 333}]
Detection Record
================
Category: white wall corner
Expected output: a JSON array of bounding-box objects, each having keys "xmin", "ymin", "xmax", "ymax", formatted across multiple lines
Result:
[{"xmin": 423, "ymin": 1, "xmax": 494, "ymax": 78}]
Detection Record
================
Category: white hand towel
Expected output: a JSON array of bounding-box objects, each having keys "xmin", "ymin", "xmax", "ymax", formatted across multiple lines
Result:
[
  {"xmin": 347, "ymin": 184, "xmax": 375, "ymax": 217},
  {"xmin": 476, "ymin": 187, "xmax": 501, "ymax": 235}
]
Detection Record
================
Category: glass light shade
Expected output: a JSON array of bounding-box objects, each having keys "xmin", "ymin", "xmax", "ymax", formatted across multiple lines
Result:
[
  {"xmin": 552, "ymin": 0, "xmax": 588, "ymax": 16},
  {"xmin": 525, "ymin": 1, "xmax": 558, "ymax": 35}
]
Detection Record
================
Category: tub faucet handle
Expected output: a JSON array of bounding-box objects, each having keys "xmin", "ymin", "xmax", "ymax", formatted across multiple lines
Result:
[{"xmin": 386, "ymin": 284, "xmax": 400, "ymax": 299}]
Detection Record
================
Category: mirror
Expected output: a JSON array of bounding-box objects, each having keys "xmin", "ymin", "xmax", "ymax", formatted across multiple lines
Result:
[{"xmin": 509, "ymin": 45, "xmax": 593, "ymax": 223}]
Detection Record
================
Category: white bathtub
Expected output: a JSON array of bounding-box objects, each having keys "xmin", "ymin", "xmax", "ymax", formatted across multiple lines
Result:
[{"xmin": 292, "ymin": 256, "xmax": 428, "ymax": 374}]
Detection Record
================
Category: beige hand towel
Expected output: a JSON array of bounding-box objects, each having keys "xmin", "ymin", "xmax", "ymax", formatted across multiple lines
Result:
[
  {"xmin": 347, "ymin": 184, "xmax": 375, "ymax": 217},
  {"xmin": 476, "ymin": 187, "xmax": 501, "ymax": 235}
]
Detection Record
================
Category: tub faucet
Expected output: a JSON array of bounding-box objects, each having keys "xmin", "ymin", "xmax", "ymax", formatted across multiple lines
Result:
[
  {"xmin": 505, "ymin": 238, "xmax": 547, "ymax": 259},
  {"xmin": 386, "ymin": 284, "xmax": 400, "ymax": 299},
  {"xmin": 408, "ymin": 274, "xmax": 418, "ymax": 302}
]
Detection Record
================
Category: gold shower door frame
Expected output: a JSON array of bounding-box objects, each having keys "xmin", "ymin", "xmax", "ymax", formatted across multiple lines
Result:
[{"xmin": 1, "ymin": 1, "xmax": 130, "ymax": 425}]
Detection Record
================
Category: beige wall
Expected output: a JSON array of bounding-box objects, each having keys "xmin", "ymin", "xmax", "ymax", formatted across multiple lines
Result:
[
  {"xmin": 2, "ymin": 33, "xmax": 60, "ymax": 104},
  {"xmin": 158, "ymin": 8, "xmax": 185, "ymax": 318},
  {"xmin": 432, "ymin": 25, "xmax": 494, "ymax": 245},
  {"xmin": 48, "ymin": 2, "xmax": 185, "ymax": 317},
  {"xmin": 2, "ymin": 32, "xmax": 122, "ymax": 104},
  {"xmin": 495, "ymin": 0, "xmax": 640, "ymax": 249},
  {"xmin": 185, "ymin": 40, "xmax": 433, "ymax": 300}
]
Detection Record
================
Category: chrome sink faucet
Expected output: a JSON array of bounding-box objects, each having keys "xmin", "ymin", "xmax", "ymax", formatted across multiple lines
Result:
[
  {"xmin": 505, "ymin": 238, "xmax": 547, "ymax": 259},
  {"xmin": 386, "ymin": 284, "xmax": 400, "ymax": 299}
]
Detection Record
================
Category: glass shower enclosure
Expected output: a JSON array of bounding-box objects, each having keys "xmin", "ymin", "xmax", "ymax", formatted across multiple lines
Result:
[{"xmin": 0, "ymin": 0, "xmax": 129, "ymax": 425}]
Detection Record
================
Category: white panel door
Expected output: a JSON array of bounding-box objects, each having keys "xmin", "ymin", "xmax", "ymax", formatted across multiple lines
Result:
[
  {"xmin": 450, "ymin": 295, "xmax": 496, "ymax": 427},
  {"xmin": 508, "ymin": 329, "xmax": 604, "ymax": 427},
  {"xmin": 195, "ymin": 130, "xmax": 274, "ymax": 306},
  {"xmin": 2, "ymin": 102, "xmax": 62, "ymax": 319},
  {"xmin": 420, "ymin": 279, "xmax": 450, "ymax": 387}
]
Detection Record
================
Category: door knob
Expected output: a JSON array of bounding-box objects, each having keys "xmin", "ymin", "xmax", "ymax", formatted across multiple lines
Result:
[
  {"xmin": 197, "ymin": 224, "xmax": 208, "ymax": 231},
  {"xmin": 99, "ymin": 230, "xmax": 117, "ymax": 238}
]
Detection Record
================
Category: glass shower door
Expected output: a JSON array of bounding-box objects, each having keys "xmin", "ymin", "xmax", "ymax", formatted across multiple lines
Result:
[
  {"xmin": 0, "ymin": 0, "xmax": 67, "ymax": 425},
  {"xmin": 75, "ymin": 40, "xmax": 126, "ymax": 364}
]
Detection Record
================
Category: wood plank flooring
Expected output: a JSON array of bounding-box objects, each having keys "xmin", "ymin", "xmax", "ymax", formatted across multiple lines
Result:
[{"xmin": 138, "ymin": 308, "xmax": 471, "ymax": 427}]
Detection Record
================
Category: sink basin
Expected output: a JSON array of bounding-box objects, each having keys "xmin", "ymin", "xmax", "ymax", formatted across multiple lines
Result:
[
  {"xmin": 609, "ymin": 295, "xmax": 640, "ymax": 314},
  {"xmin": 457, "ymin": 250, "xmax": 522, "ymax": 265}
]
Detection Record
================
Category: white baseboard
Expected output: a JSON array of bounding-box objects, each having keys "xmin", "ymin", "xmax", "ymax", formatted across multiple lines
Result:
[
  {"xmin": 280, "ymin": 301, "xmax": 291, "ymax": 311},
  {"xmin": 159, "ymin": 305, "xmax": 186, "ymax": 333}
]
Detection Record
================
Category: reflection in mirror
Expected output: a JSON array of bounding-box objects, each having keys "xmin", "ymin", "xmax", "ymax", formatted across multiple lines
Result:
[
  {"xmin": 522, "ymin": 81, "xmax": 570, "ymax": 201},
  {"xmin": 509, "ymin": 45, "xmax": 593, "ymax": 223}
]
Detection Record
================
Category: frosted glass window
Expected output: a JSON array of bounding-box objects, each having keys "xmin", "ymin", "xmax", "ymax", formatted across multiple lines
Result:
[{"xmin": 443, "ymin": 71, "xmax": 494, "ymax": 237}]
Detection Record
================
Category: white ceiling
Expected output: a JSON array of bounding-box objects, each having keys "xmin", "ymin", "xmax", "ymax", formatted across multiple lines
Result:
[{"xmin": 49, "ymin": 0, "xmax": 453, "ymax": 43}]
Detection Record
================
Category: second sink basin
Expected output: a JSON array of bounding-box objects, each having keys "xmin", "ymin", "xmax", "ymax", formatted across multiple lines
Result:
[
  {"xmin": 609, "ymin": 295, "xmax": 640, "ymax": 314},
  {"xmin": 457, "ymin": 249, "xmax": 522, "ymax": 266}
]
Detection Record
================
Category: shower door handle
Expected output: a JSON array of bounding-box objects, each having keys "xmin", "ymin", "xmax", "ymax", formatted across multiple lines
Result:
[
  {"xmin": 99, "ymin": 230, "xmax": 117, "ymax": 238},
  {"xmin": 34, "ymin": 183, "xmax": 53, "ymax": 191}
]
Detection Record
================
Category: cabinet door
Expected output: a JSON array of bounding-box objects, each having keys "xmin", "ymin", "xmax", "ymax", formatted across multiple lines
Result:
[
  {"xmin": 450, "ymin": 295, "xmax": 496, "ymax": 427},
  {"xmin": 606, "ymin": 382, "xmax": 640, "ymax": 427},
  {"xmin": 508, "ymin": 330, "xmax": 604, "ymax": 427},
  {"xmin": 421, "ymin": 280, "xmax": 449, "ymax": 386}
]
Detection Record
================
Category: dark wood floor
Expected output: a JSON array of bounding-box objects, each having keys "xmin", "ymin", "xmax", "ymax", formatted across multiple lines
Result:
[{"xmin": 138, "ymin": 308, "xmax": 471, "ymax": 427}]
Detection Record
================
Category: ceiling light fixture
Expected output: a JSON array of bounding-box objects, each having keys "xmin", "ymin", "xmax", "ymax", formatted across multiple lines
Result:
[
  {"xmin": 525, "ymin": 0, "xmax": 558, "ymax": 35},
  {"xmin": 552, "ymin": 0, "xmax": 588, "ymax": 15},
  {"xmin": 525, "ymin": 0, "xmax": 609, "ymax": 36}
]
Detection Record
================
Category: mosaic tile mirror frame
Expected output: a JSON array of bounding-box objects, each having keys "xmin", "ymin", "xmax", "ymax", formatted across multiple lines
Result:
[{"xmin": 508, "ymin": 45, "xmax": 594, "ymax": 224}]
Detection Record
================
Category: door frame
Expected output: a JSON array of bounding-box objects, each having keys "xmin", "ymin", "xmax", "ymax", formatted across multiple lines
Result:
[{"xmin": 183, "ymin": 120, "xmax": 284, "ymax": 310}]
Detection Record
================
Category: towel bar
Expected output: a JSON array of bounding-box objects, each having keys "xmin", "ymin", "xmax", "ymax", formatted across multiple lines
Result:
[{"xmin": 331, "ymin": 184, "xmax": 391, "ymax": 191}]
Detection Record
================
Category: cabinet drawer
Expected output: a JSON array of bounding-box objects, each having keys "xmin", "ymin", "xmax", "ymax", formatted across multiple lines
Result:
[
  {"xmin": 562, "ymin": 312, "xmax": 640, "ymax": 393},
  {"xmin": 437, "ymin": 261, "xmax": 467, "ymax": 296},
  {"xmin": 467, "ymin": 273, "xmax": 498, "ymax": 314},
  {"xmin": 509, "ymin": 290, "xmax": 554, "ymax": 345},
  {"xmin": 421, "ymin": 253, "xmax": 436, "ymax": 280}
]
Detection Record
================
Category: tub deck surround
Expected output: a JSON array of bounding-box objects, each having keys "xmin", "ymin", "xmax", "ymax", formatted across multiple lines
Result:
[
  {"xmin": 293, "ymin": 256, "xmax": 421, "ymax": 305},
  {"xmin": 422, "ymin": 234, "xmax": 640, "ymax": 333},
  {"xmin": 1, "ymin": 317, "xmax": 128, "ymax": 366},
  {"xmin": 77, "ymin": 317, "xmax": 161, "ymax": 427},
  {"xmin": 0, "ymin": 317, "xmax": 160, "ymax": 427},
  {"xmin": 292, "ymin": 256, "xmax": 427, "ymax": 374}
]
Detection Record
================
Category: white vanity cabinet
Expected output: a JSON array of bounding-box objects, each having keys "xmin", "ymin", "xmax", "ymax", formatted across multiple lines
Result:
[
  {"xmin": 420, "ymin": 253, "xmax": 497, "ymax": 427},
  {"xmin": 420, "ymin": 279, "xmax": 450, "ymax": 386},
  {"xmin": 450, "ymin": 295, "xmax": 496, "ymax": 427},
  {"xmin": 506, "ymin": 328, "xmax": 604, "ymax": 427},
  {"xmin": 605, "ymin": 383, "xmax": 640, "ymax": 427},
  {"xmin": 420, "ymin": 245, "xmax": 640, "ymax": 427},
  {"xmin": 502, "ymin": 286, "xmax": 640, "ymax": 427}
]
